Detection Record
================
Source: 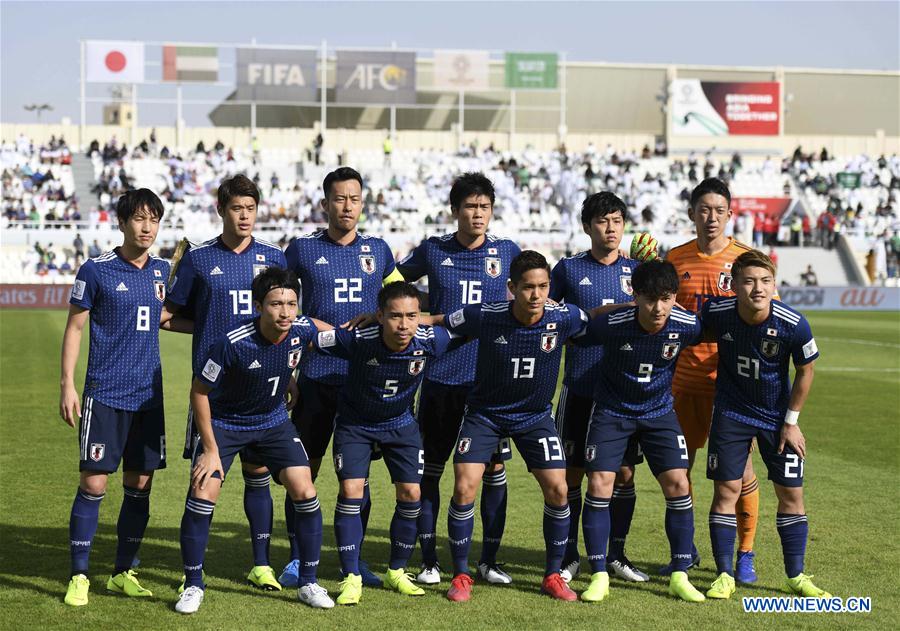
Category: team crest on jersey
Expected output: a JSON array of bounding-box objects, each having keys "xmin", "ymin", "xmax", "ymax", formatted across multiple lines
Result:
[
  {"xmin": 334, "ymin": 453, "xmax": 343, "ymax": 472},
  {"xmin": 760, "ymin": 339, "xmax": 780, "ymax": 358},
  {"xmin": 585, "ymin": 445, "xmax": 597, "ymax": 463},
  {"xmin": 408, "ymin": 358, "xmax": 426, "ymax": 375},
  {"xmin": 718, "ymin": 271, "xmax": 733, "ymax": 292},
  {"xmin": 90, "ymin": 443, "xmax": 105, "ymax": 462},
  {"xmin": 457, "ymin": 437, "xmax": 471, "ymax": 454},
  {"xmin": 661, "ymin": 342, "xmax": 681, "ymax": 360},
  {"xmin": 288, "ymin": 349, "xmax": 302, "ymax": 368},
  {"xmin": 540, "ymin": 332, "xmax": 558, "ymax": 353},
  {"xmin": 564, "ymin": 440, "xmax": 575, "ymax": 457},
  {"xmin": 708, "ymin": 452, "xmax": 718, "ymax": 471},
  {"xmin": 620, "ymin": 275, "xmax": 633, "ymax": 295},
  {"xmin": 154, "ymin": 280, "xmax": 166, "ymax": 302},
  {"xmin": 485, "ymin": 257, "xmax": 501, "ymax": 278},
  {"xmin": 359, "ymin": 255, "xmax": 376, "ymax": 274},
  {"xmin": 253, "ymin": 264, "xmax": 268, "ymax": 278}
]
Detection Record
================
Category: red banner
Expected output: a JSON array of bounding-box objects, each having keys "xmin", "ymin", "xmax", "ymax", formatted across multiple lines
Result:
[
  {"xmin": 671, "ymin": 80, "xmax": 780, "ymax": 136},
  {"xmin": 0, "ymin": 284, "xmax": 73, "ymax": 308},
  {"xmin": 731, "ymin": 197, "xmax": 792, "ymax": 218}
]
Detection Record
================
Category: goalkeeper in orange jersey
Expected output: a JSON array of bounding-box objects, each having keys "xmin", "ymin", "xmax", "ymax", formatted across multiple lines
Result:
[{"xmin": 662, "ymin": 178, "xmax": 760, "ymax": 583}]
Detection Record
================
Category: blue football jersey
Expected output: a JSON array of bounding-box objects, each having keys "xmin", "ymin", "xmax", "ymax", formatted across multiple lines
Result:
[
  {"xmin": 701, "ymin": 298, "xmax": 819, "ymax": 431},
  {"xmin": 70, "ymin": 250, "xmax": 170, "ymax": 411},
  {"xmin": 575, "ymin": 306, "xmax": 703, "ymax": 419},
  {"xmin": 284, "ymin": 230, "xmax": 396, "ymax": 385},
  {"xmin": 446, "ymin": 301, "xmax": 588, "ymax": 429},
  {"xmin": 397, "ymin": 233, "xmax": 520, "ymax": 386},
  {"xmin": 314, "ymin": 324, "xmax": 455, "ymax": 430},
  {"xmin": 167, "ymin": 236, "xmax": 286, "ymax": 376},
  {"xmin": 197, "ymin": 318, "xmax": 318, "ymax": 431},
  {"xmin": 550, "ymin": 252, "xmax": 635, "ymax": 397}
]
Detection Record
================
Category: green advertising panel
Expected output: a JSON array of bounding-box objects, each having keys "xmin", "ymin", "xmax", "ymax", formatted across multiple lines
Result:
[{"xmin": 505, "ymin": 52, "xmax": 558, "ymax": 89}]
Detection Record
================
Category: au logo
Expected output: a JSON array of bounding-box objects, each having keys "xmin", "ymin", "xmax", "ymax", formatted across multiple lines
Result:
[
  {"xmin": 661, "ymin": 341, "xmax": 681, "ymax": 360},
  {"xmin": 359, "ymin": 255, "xmax": 376, "ymax": 274}
]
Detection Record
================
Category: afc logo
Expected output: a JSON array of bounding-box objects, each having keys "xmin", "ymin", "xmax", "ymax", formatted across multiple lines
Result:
[
  {"xmin": 457, "ymin": 437, "xmax": 472, "ymax": 455},
  {"xmin": 359, "ymin": 255, "xmax": 376, "ymax": 274},
  {"xmin": 343, "ymin": 63, "xmax": 409, "ymax": 91}
]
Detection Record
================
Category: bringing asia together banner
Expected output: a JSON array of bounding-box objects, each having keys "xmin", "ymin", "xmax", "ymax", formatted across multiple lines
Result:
[{"xmin": 671, "ymin": 79, "xmax": 780, "ymax": 136}]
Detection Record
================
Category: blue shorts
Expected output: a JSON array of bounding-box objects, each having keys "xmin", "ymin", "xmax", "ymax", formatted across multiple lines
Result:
[
  {"xmin": 555, "ymin": 386, "xmax": 644, "ymax": 469},
  {"xmin": 79, "ymin": 397, "xmax": 166, "ymax": 473},
  {"xmin": 333, "ymin": 419, "xmax": 423, "ymax": 484},
  {"xmin": 454, "ymin": 413, "xmax": 566, "ymax": 470},
  {"xmin": 193, "ymin": 420, "xmax": 310, "ymax": 483},
  {"xmin": 585, "ymin": 411, "xmax": 688, "ymax": 477},
  {"xmin": 417, "ymin": 380, "xmax": 510, "ymax": 478},
  {"xmin": 182, "ymin": 400, "xmax": 270, "ymax": 466},
  {"xmin": 707, "ymin": 411, "xmax": 804, "ymax": 488}
]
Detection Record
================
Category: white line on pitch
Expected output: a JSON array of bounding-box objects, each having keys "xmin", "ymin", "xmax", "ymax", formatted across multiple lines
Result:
[
  {"xmin": 817, "ymin": 336, "xmax": 900, "ymax": 350},
  {"xmin": 815, "ymin": 367, "xmax": 900, "ymax": 372}
]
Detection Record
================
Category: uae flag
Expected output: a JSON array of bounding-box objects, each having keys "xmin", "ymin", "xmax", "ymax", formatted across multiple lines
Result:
[
  {"xmin": 85, "ymin": 41, "xmax": 145, "ymax": 83},
  {"xmin": 162, "ymin": 45, "xmax": 218, "ymax": 82}
]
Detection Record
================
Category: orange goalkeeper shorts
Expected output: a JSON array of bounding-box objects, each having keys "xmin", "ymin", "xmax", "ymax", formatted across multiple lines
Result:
[{"xmin": 673, "ymin": 393, "xmax": 715, "ymax": 450}]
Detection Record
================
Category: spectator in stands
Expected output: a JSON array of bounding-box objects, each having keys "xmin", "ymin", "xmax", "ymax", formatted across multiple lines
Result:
[
  {"xmin": 72, "ymin": 233, "xmax": 84, "ymax": 264},
  {"xmin": 801, "ymin": 265, "xmax": 818, "ymax": 286},
  {"xmin": 383, "ymin": 134, "xmax": 393, "ymax": 167},
  {"xmin": 87, "ymin": 239, "xmax": 102, "ymax": 259}
]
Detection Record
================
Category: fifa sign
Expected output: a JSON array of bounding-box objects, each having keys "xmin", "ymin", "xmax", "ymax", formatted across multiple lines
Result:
[
  {"xmin": 336, "ymin": 51, "xmax": 416, "ymax": 104},
  {"xmin": 236, "ymin": 48, "xmax": 317, "ymax": 102}
]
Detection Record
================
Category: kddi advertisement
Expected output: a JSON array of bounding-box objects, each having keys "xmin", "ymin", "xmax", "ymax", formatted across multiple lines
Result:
[
  {"xmin": 335, "ymin": 50, "xmax": 416, "ymax": 104},
  {"xmin": 778, "ymin": 286, "xmax": 900, "ymax": 311},
  {"xmin": 236, "ymin": 48, "xmax": 318, "ymax": 101}
]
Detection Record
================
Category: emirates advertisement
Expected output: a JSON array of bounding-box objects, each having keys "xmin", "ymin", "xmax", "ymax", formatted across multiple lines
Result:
[{"xmin": 671, "ymin": 79, "xmax": 780, "ymax": 136}]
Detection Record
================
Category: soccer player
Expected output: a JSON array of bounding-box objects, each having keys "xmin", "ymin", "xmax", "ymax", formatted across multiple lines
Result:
[
  {"xmin": 175, "ymin": 268, "xmax": 332, "ymax": 614},
  {"xmin": 396, "ymin": 172, "xmax": 520, "ymax": 585},
  {"xmin": 433, "ymin": 250, "xmax": 589, "ymax": 603},
  {"xmin": 281, "ymin": 166, "xmax": 402, "ymax": 587},
  {"xmin": 665, "ymin": 177, "xmax": 761, "ymax": 581},
  {"xmin": 574, "ymin": 260, "xmax": 706, "ymax": 603},
  {"xmin": 163, "ymin": 174, "xmax": 286, "ymax": 591},
  {"xmin": 60, "ymin": 189, "xmax": 175, "ymax": 605},
  {"xmin": 313, "ymin": 282, "xmax": 461, "ymax": 604},
  {"xmin": 549, "ymin": 192, "xmax": 648, "ymax": 583},
  {"xmin": 701, "ymin": 251, "xmax": 830, "ymax": 600}
]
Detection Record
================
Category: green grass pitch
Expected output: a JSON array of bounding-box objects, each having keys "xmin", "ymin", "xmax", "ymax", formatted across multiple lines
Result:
[{"xmin": 1, "ymin": 309, "xmax": 897, "ymax": 629}]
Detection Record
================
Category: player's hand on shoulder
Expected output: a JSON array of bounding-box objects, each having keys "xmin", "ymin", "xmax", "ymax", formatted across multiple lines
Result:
[
  {"xmin": 192, "ymin": 451, "xmax": 224, "ymax": 491},
  {"xmin": 342, "ymin": 313, "xmax": 376, "ymax": 330},
  {"xmin": 630, "ymin": 232, "xmax": 659, "ymax": 262},
  {"xmin": 59, "ymin": 385, "xmax": 81, "ymax": 427},
  {"xmin": 779, "ymin": 424, "xmax": 806, "ymax": 460}
]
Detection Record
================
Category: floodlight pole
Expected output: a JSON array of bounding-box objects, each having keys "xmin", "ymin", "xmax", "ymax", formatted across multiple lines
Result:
[
  {"xmin": 131, "ymin": 84, "xmax": 137, "ymax": 147},
  {"xmin": 320, "ymin": 39, "xmax": 327, "ymax": 138},
  {"xmin": 389, "ymin": 41, "xmax": 398, "ymax": 140},
  {"xmin": 559, "ymin": 51, "xmax": 567, "ymax": 146},
  {"xmin": 176, "ymin": 85, "xmax": 183, "ymax": 149},
  {"xmin": 250, "ymin": 38, "xmax": 257, "ymax": 140},
  {"xmin": 79, "ymin": 40, "xmax": 86, "ymax": 150},
  {"xmin": 509, "ymin": 89, "xmax": 516, "ymax": 152},
  {"xmin": 459, "ymin": 87, "xmax": 465, "ymax": 147}
]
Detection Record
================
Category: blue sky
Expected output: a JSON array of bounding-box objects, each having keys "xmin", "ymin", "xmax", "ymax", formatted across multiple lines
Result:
[{"xmin": 2, "ymin": 1, "xmax": 898, "ymax": 125}]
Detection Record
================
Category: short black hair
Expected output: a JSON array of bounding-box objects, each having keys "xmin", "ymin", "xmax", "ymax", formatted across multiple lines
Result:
[
  {"xmin": 631, "ymin": 260, "xmax": 679, "ymax": 299},
  {"xmin": 323, "ymin": 167, "xmax": 363, "ymax": 197},
  {"xmin": 581, "ymin": 191, "xmax": 626, "ymax": 225},
  {"xmin": 378, "ymin": 281, "xmax": 420, "ymax": 312},
  {"xmin": 510, "ymin": 250, "xmax": 551, "ymax": 284},
  {"xmin": 449, "ymin": 172, "xmax": 495, "ymax": 212},
  {"xmin": 690, "ymin": 177, "xmax": 731, "ymax": 209},
  {"xmin": 116, "ymin": 188, "xmax": 164, "ymax": 223},
  {"xmin": 217, "ymin": 174, "xmax": 260, "ymax": 209},
  {"xmin": 251, "ymin": 266, "xmax": 300, "ymax": 305}
]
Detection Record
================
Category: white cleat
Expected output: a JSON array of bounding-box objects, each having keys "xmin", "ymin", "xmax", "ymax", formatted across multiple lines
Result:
[
  {"xmin": 478, "ymin": 562, "xmax": 512, "ymax": 585},
  {"xmin": 560, "ymin": 559, "xmax": 581, "ymax": 584},
  {"xmin": 608, "ymin": 557, "xmax": 650, "ymax": 582},
  {"xmin": 175, "ymin": 586, "xmax": 204, "ymax": 614},
  {"xmin": 416, "ymin": 564, "xmax": 442, "ymax": 585},
  {"xmin": 298, "ymin": 582, "xmax": 335, "ymax": 609}
]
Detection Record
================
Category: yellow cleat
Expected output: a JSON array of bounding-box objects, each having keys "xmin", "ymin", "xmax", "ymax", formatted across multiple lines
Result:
[
  {"xmin": 385, "ymin": 568, "xmax": 425, "ymax": 596},
  {"xmin": 65, "ymin": 574, "xmax": 90, "ymax": 606},
  {"xmin": 706, "ymin": 572, "xmax": 736, "ymax": 599},
  {"xmin": 247, "ymin": 565, "xmax": 282, "ymax": 591},
  {"xmin": 786, "ymin": 574, "xmax": 832, "ymax": 599},
  {"xmin": 336, "ymin": 573, "xmax": 362, "ymax": 605},
  {"xmin": 580, "ymin": 571, "xmax": 610, "ymax": 602},
  {"xmin": 668, "ymin": 571, "xmax": 706, "ymax": 602},
  {"xmin": 107, "ymin": 569, "xmax": 152, "ymax": 597}
]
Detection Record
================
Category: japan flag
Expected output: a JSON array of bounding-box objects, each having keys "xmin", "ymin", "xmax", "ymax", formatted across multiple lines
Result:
[{"xmin": 86, "ymin": 41, "xmax": 145, "ymax": 83}]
